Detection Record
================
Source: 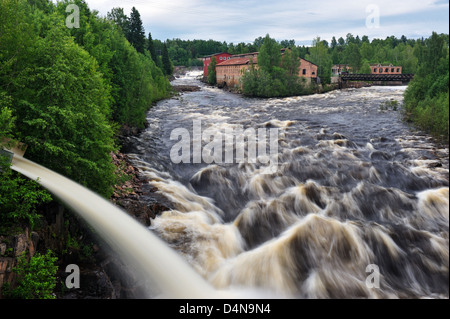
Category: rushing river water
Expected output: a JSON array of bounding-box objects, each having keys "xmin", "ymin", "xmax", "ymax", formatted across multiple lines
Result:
[{"xmin": 126, "ymin": 71, "xmax": 449, "ymax": 299}]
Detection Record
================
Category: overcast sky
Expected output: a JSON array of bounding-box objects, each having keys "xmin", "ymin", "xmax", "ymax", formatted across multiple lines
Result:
[{"xmin": 85, "ymin": 0, "xmax": 449, "ymax": 45}]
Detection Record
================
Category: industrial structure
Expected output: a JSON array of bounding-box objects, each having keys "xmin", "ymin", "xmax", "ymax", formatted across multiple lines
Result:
[{"xmin": 203, "ymin": 50, "xmax": 318, "ymax": 88}]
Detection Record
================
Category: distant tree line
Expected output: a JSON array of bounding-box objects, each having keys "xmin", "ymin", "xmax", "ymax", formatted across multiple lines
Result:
[{"xmin": 162, "ymin": 33, "xmax": 440, "ymax": 77}]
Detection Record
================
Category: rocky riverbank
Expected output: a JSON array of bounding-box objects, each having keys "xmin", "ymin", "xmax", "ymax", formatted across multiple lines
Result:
[
  {"xmin": 172, "ymin": 85, "xmax": 201, "ymax": 93},
  {"xmin": 110, "ymin": 152, "xmax": 171, "ymax": 227}
]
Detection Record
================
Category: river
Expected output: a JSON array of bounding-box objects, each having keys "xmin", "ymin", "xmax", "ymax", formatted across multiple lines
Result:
[{"xmin": 125, "ymin": 71, "xmax": 449, "ymax": 299}]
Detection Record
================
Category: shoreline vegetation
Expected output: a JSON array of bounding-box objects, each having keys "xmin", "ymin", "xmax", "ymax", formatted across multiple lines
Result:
[
  {"xmin": 0, "ymin": 0, "xmax": 448, "ymax": 299},
  {"xmin": 0, "ymin": 0, "xmax": 173, "ymax": 299}
]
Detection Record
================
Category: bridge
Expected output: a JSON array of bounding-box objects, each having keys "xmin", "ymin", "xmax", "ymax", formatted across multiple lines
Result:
[{"xmin": 340, "ymin": 73, "xmax": 415, "ymax": 82}]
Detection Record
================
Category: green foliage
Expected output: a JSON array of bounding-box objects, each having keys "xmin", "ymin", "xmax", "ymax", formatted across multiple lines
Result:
[
  {"xmin": 258, "ymin": 34, "xmax": 282, "ymax": 74},
  {"xmin": 148, "ymin": 32, "xmax": 158, "ymax": 63},
  {"xmin": 344, "ymin": 43, "xmax": 362, "ymax": 73},
  {"xmin": 242, "ymin": 35, "xmax": 312, "ymax": 98},
  {"xmin": 108, "ymin": 33, "xmax": 171, "ymax": 127},
  {"xmin": 1, "ymin": 88, "xmax": 51, "ymax": 232},
  {"xmin": 107, "ymin": 7, "xmax": 130, "ymax": 36},
  {"xmin": 306, "ymin": 37, "xmax": 332, "ymax": 84},
  {"xmin": 359, "ymin": 59, "xmax": 372, "ymax": 74},
  {"xmin": 164, "ymin": 38, "xmax": 229, "ymax": 67},
  {"xmin": 12, "ymin": 21, "xmax": 117, "ymax": 197},
  {"xmin": 404, "ymin": 32, "xmax": 449, "ymax": 141},
  {"xmin": 0, "ymin": 158, "xmax": 52, "ymax": 230},
  {"xmin": 242, "ymin": 57, "xmax": 310, "ymax": 98},
  {"xmin": 7, "ymin": 250, "xmax": 58, "ymax": 299},
  {"xmin": 127, "ymin": 7, "xmax": 146, "ymax": 54},
  {"xmin": 207, "ymin": 56, "xmax": 217, "ymax": 85},
  {"xmin": 0, "ymin": 0, "xmax": 172, "ymax": 201},
  {"xmin": 0, "ymin": 93, "xmax": 15, "ymax": 139},
  {"xmin": 162, "ymin": 43, "xmax": 174, "ymax": 76}
]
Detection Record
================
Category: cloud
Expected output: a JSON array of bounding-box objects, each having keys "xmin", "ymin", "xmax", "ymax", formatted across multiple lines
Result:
[{"xmin": 85, "ymin": 0, "xmax": 449, "ymax": 44}]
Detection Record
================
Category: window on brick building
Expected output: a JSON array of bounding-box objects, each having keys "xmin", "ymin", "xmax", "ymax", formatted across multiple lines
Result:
[
  {"xmin": 373, "ymin": 68, "xmax": 377, "ymax": 73},
  {"xmin": 391, "ymin": 68, "xmax": 395, "ymax": 72},
  {"xmin": 385, "ymin": 68, "xmax": 389, "ymax": 72},
  {"xmin": 302, "ymin": 69, "xmax": 306, "ymax": 75},
  {"xmin": 397, "ymin": 68, "xmax": 400, "ymax": 72}
]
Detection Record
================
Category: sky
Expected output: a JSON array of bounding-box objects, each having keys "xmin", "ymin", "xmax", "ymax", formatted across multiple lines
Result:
[{"xmin": 85, "ymin": 0, "xmax": 449, "ymax": 45}]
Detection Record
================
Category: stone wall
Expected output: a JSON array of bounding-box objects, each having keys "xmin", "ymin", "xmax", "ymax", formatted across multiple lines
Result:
[{"xmin": 0, "ymin": 230, "xmax": 39, "ymax": 297}]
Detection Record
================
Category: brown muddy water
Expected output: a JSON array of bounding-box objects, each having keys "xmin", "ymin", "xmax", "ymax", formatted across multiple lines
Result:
[{"xmin": 126, "ymin": 71, "xmax": 449, "ymax": 299}]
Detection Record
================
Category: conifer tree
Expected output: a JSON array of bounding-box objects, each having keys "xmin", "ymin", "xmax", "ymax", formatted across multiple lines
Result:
[
  {"xmin": 162, "ymin": 43, "xmax": 173, "ymax": 75},
  {"xmin": 107, "ymin": 7, "xmax": 130, "ymax": 36},
  {"xmin": 128, "ymin": 7, "xmax": 146, "ymax": 54},
  {"xmin": 207, "ymin": 56, "xmax": 217, "ymax": 85},
  {"xmin": 148, "ymin": 32, "xmax": 158, "ymax": 63}
]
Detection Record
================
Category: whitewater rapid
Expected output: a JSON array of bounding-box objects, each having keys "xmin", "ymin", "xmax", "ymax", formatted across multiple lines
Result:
[{"xmin": 126, "ymin": 71, "xmax": 448, "ymax": 299}]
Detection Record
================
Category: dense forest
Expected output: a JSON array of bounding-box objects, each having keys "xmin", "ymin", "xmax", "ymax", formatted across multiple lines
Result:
[
  {"xmin": 0, "ymin": 0, "xmax": 173, "ymax": 298},
  {"xmin": 163, "ymin": 33, "xmax": 442, "ymax": 75}
]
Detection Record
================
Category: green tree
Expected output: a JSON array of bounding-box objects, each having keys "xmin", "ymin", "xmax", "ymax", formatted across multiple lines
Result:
[
  {"xmin": 208, "ymin": 56, "xmax": 217, "ymax": 85},
  {"xmin": 281, "ymin": 46, "xmax": 303, "ymax": 95},
  {"xmin": 148, "ymin": 32, "xmax": 158, "ymax": 63},
  {"xmin": 127, "ymin": 7, "xmax": 146, "ymax": 53},
  {"xmin": 0, "ymin": 159, "xmax": 52, "ymax": 230},
  {"xmin": 242, "ymin": 42, "xmax": 308, "ymax": 98},
  {"xmin": 306, "ymin": 37, "xmax": 332, "ymax": 84},
  {"xmin": 8, "ymin": 250, "xmax": 58, "ymax": 299},
  {"xmin": 331, "ymin": 36, "xmax": 338, "ymax": 49},
  {"xmin": 0, "ymin": 93, "xmax": 15, "ymax": 140},
  {"xmin": 344, "ymin": 43, "xmax": 362, "ymax": 73},
  {"xmin": 0, "ymin": 2, "xmax": 117, "ymax": 197},
  {"xmin": 109, "ymin": 30, "xmax": 170, "ymax": 127},
  {"xmin": 107, "ymin": 7, "xmax": 130, "ymax": 36},
  {"xmin": 359, "ymin": 59, "xmax": 372, "ymax": 74},
  {"xmin": 360, "ymin": 42, "xmax": 374, "ymax": 62},
  {"xmin": 162, "ymin": 43, "xmax": 173, "ymax": 75},
  {"xmin": 257, "ymin": 34, "xmax": 281, "ymax": 74}
]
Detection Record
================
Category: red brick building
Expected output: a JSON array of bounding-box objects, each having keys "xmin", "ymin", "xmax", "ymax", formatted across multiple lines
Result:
[
  {"xmin": 371, "ymin": 64, "xmax": 402, "ymax": 74},
  {"xmin": 216, "ymin": 56, "xmax": 258, "ymax": 87},
  {"xmin": 215, "ymin": 50, "xmax": 318, "ymax": 87},
  {"xmin": 202, "ymin": 53, "xmax": 232, "ymax": 77},
  {"xmin": 299, "ymin": 58, "xmax": 318, "ymax": 80}
]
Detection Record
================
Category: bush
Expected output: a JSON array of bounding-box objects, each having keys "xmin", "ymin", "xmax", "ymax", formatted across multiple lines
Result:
[
  {"xmin": 0, "ymin": 162, "xmax": 52, "ymax": 230},
  {"xmin": 7, "ymin": 250, "xmax": 58, "ymax": 299},
  {"xmin": 1, "ymin": 93, "xmax": 52, "ymax": 231},
  {"xmin": 410, "ymin": 92, "xmax": 449, "ymax": 138}
]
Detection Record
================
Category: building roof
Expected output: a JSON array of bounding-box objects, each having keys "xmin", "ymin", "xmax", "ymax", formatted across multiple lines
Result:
[
  {"xmin": 230, "ymin": 52, "xmax": 259, "ymax": 59},
  {"xmin": 370, "ymin": 63, "xmax": 400, "ymax": 67},
  {"xmin": 300, "ymin": 58, "xmax": 318, "ymax": 67},
  {"xmin": 203, "ymin": 52, "xmax": 231, "ymax": 59},
  {"xmin": 216, "ymin": 57, "xmax": 257, "ymax": 66}
]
